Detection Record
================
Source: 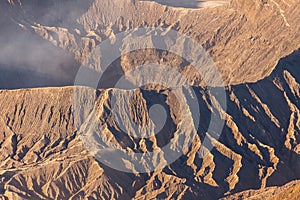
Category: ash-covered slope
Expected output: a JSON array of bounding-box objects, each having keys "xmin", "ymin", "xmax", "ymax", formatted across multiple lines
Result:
[
  {"xmin": 1, "ymin": 0, "xmax": 299, "ymax": 88},
  {"xmin": 0, "ymin": 0, "xmax": 299, "ymax": 199},
  {"xmin": 0, "ymin": 49, "xmax": 299, "ymax": 199},
  {"xmin": 222, "ymin": 180, "xmax": 300, "ymax": 200}
]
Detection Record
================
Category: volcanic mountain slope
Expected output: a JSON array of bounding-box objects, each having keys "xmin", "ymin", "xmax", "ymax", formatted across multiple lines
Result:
[
  {"xmin": 222, "ymin": 180, "xmax": 300, "ymax": 199},
  {"xmin": 0, "ymin": 49, "xmax": 299, "ymax": 199},
  {"xmin": 0, "ymin": 0, "xmax": 299, "ymax": 199},
  {"xmin": 1, "ymin": 0, "xmax": 299, "ymax": 88}
]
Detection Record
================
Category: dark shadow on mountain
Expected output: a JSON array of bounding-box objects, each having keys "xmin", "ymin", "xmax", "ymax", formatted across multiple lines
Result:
[
  {"xmin": 222, "ymin": 48, "xmax": 300, "ymax": 195},
  {"xmin": 91, "ymin": 48, "xmax": 300, "ymax": 199}
]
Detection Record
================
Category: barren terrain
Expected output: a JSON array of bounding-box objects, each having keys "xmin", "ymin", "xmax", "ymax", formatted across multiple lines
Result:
[{"xmin": 0, "ymin": 0, "xmax": 299, "ymax": 199}]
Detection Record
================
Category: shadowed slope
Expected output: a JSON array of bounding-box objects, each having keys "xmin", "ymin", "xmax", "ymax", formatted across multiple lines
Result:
[{"xmin": 0, "ymin": 48, "xmax": 298, "ymax": 199}]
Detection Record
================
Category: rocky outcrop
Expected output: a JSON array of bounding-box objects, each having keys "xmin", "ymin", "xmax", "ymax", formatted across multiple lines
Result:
[
  {"xmin": 0, "ymin": 0, "xmax": 299, "ymax": 88},
  {"xmin": 0, "ymin": 48, "xmax": 298, "ymax": 199},
  {"xmin": 3, "ymin": 0, "xmax": 298, "ymax": 84},
  {"xmin": 0, "ymin": 0, "xmax": 299, "ymax": 199}
]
